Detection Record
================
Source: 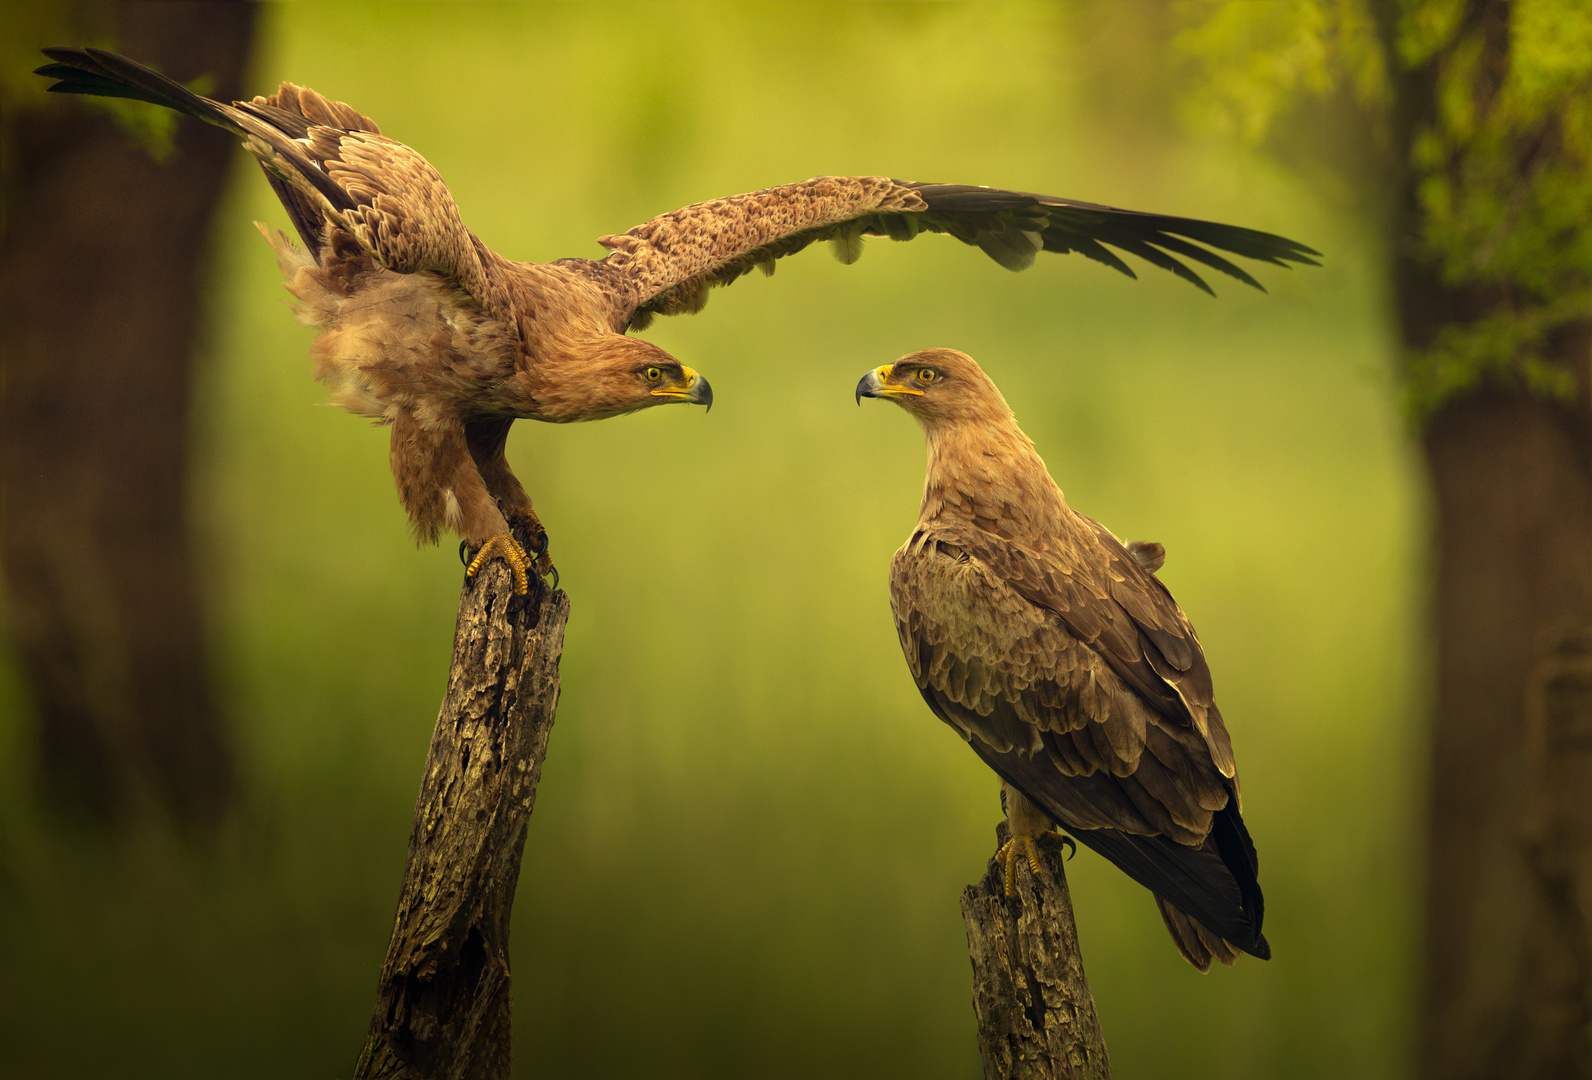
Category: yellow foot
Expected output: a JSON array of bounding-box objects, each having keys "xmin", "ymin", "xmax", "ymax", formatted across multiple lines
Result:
[
  {"xmin": 505, "ymin": 509, "xmax": 557, "ymax": 586},
  {"xmin": 464, "ymin": 532, "xmax": 532, "ymax": 596},
  {"xmin": 997, "ymin": 835, "xmax": 1045, "ymax": 897}
]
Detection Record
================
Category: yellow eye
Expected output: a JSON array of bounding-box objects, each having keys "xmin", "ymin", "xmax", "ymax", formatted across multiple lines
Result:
[
  {"xmin": 918, "ymin": 368, "xmax": 937, "ymax": 383},
  {"xmin": 646, "ymin": 366, "xmax": 662, "ymax": 381}
]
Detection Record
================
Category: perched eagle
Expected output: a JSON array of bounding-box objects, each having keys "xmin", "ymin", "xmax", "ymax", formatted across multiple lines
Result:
[
  {"xmin": 859, "ymin": 349, "xmax": 1268, "ymax": 971},
  {"xmin": 36, "ymin": 48, "xmax": 1317, "ymax": 594}
]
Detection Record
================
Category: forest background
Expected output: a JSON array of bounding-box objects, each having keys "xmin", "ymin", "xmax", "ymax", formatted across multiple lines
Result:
[{"xmin": 0, "ymin": 3, "xmax": 1419, "ymax": 1078}]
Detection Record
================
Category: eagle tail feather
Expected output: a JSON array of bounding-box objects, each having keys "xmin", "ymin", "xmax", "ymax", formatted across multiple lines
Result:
[
  {"xmin": 1155, "ymin": 895, "xmax": 1242, "ymax": 972},
  {"xmin": 965, "ymin": 733, "xmax": 1268, "ymax": 964},
  {"xmin": 1067, "ymin": 803, "xmax": 1270, "ymax": 963}
]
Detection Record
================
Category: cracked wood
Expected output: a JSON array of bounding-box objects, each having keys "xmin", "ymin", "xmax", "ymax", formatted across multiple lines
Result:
[
  {"xmin": 962, "ymin": 824, "xmax": 1111, "ymax": 1080},
  {"xmin": 354, "ymin": 561, "xmax": 569, "ymax": 1080}
]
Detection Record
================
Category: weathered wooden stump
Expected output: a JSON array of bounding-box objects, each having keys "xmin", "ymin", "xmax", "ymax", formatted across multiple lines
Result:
[
  {"xmin": 354, "ymin": 560, "xmax": 570, "ymax": 1080},
  {"xmin": 962, "ymin": 823, "xmax": 1112, "ymax": 1080}
]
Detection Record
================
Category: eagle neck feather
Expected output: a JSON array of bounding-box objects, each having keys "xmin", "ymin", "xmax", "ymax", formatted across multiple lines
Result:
[{"xmin": 918, "ymin": 417, "xmax": 1068, "ymax": 544}]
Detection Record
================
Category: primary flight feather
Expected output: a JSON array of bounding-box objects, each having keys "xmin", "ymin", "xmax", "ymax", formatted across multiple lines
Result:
[{"xmin": 36, "ymin": 48, "xmax": 1318, "ymax": 593}]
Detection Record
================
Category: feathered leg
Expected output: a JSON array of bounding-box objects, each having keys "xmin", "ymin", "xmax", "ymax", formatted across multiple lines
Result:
[
  {"xmin": 390, "ymin": 411, "xmax": 531, "ymax": 595},
  {"xmin": 465, "ymin": 418, "xmax": 554, "ymax": 581},
  {"xmin": 997, "ymin": 782, "xmax": 1052, "ymax": 896}
]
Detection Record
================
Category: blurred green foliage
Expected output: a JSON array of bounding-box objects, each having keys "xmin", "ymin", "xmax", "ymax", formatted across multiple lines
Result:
[
  {"xmin": 0, "ymin": 3, "xmax": 1417, "ymax": 1079},
  {"xmin": 1180, "ymin": 0, "xmax": 1592, "ymax": 418}
]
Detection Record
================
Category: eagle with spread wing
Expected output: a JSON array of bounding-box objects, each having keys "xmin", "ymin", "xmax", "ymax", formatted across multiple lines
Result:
[
  {"xmin": 859, "ymin": 349, "xmax": 1268, "ymax": 971},
  {"xmin": 37, "ymin": 49, "xmax": 1317, "ymax": 593}
]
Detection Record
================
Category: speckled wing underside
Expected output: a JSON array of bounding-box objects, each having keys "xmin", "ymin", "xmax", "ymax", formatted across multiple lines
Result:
[
  {"xmin": 598, "ymin": 177, "xmax": 1322, "ymax": 330},
  {"xmin": 596, "ymin": 176, "xmax": 929, "ymax": 329}
]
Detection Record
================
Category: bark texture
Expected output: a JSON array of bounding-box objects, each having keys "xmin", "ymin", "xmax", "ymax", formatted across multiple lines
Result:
[
  {"xmin": 354, "ymin": 562, "xmax": 569, "ymax": 1080},
  {"xmin": 0, "ymin": 1, "xmax": 256, "ymax": 830},
  {"xmin": 962, "ymin": 824, "xmax": 1111, "ymax": 1080},
  {"xmin": 1419, "ymin": 386, "xmax": 1592, "ymax": 1080},
  {"xmin": 1379, "ymin": 3, "xmax": 1592, "ymax": 1074}
]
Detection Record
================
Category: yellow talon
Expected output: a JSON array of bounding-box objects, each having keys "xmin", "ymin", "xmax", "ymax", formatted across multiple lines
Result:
[
  {"xmin": 996, "ymin": 835, "xmax": 1045, "ymax": 897},
  {"xmin": 465, "ymin": 532, "xmax": 532, "ymax": 596}
]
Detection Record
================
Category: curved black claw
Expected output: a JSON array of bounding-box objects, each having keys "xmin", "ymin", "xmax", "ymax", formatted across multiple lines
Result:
[
  {"xmin": 525, "ymin": 530, "xmax": 549, "ymax": 561},
  {"xmin": 509, "ymin": 513, "xmax": 558, "ymax": 591},
  {"xmin": 1059, "ymin": 834, "xmax": 1077, "ymax": 860},
  {"xmin": 529, "ymin": 532, "xmax": 559, "ymax": 590},
  {"xmin": 458, "ymin": 539, "xmax": 473, "ymax": 567}
]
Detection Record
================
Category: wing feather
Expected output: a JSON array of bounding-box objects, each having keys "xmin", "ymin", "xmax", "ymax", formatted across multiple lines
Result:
[
  {"xmin": 889, "ymin": 514, "xmax": 1265, "ymax": 958},
  {"xmin": 36, "ymin": 48, "xmax": 509, "ymax": 315},
  {"xmin": 598, "ymin": 176, "xmax": 1319, "ymax": 330}
]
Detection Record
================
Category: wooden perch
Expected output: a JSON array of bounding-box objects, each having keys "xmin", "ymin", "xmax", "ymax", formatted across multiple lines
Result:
[
  {"xmin": 354, "ymin": 561, "xmax": 570, "ymax": 1080},
  {"xmin": 962, "ymin": 822, "xmax": 1112, "ymax": 1080}
]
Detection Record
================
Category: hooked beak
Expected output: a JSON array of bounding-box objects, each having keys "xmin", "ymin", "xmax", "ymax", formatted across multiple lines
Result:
[
  {"xmin": 855, "ymin": 364, "xmax": 922, "ymax": 405},
  {"xmin": 651, "ymin": 366, "xmax": 713, "ymax": 412}
]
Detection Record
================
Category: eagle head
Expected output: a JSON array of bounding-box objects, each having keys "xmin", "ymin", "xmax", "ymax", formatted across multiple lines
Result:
[
  {"xmin": 542, "ymin": 335, "xmax": 713, "ymax": 422},
  {"xmin": 854, "ymin": 347, "xmax": 1013, "ymax": 428}
]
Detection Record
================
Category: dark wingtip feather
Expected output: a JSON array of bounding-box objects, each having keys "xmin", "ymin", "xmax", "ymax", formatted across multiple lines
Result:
[
  {"xmin": 36, "ymin": 46, "xmax": 225, "ymax": 126},
  {"xmin": 1111, "ymin": 238, "xmax": 1217, "ymax": 296},
  {"xmin": 1148, "ymin": 233, "xmax": 1268, "ymax": 292}
]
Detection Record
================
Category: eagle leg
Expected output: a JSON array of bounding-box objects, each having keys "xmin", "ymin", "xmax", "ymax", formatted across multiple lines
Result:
[
  {"xmin": 505, "ymin": 506, "xmax": 556, "ymax": 585},
  {"xmin": 998, "ymin": 781, "xmax": 1055, "ymax": 896},
  {"xmin": 464, "ymin": 532, "xmax": 533, "ymax": 596},
  {"xmin": 997, "ymin": 834, "xmax": 1046, "ymax": 897},
  {"xmin": 465, "ymin": 419, "xmax": 556, "ymax": 585}
]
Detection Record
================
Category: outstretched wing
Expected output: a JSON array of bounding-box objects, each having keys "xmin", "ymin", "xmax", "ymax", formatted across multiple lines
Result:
[
  {"xmin": 36, "ymin": 48, "xmax": 509, "ymax": 314},
  {"xmin": 598, "ymin": 176, "xmax": 1321, "ymax": 330}
]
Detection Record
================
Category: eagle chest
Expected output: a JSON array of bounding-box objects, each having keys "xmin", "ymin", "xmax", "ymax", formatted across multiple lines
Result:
[{"xmin": 285, "ymin": 251, "xmax": 516, "ymax": 423}]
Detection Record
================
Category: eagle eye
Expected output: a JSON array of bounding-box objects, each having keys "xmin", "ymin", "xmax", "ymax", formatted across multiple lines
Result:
[
  {"xmin": 645, "ymin": 366, "xmax": 662, "ymax": 382},
  {"xmin": 917, "ymin": 368, "xmax": 938, "ymax": 383}
]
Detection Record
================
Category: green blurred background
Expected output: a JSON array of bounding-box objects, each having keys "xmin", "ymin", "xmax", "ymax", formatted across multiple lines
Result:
[{"xmin": 0, "ymin": 3, "xmax": 1419, "ymax": 1077}]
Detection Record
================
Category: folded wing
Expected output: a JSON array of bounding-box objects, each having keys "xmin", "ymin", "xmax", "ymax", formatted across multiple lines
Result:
[{"xmin": 889, "ymin": 521, "xmax": 1266, "ymax": 969}]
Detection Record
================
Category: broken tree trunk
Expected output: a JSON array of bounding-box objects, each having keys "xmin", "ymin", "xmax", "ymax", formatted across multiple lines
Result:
[
  {"xmin": 354, "ymin": 560, "xmax": 570, "ymax": 1080},
  {"xmin": 962, "ymin": 823, "xmax": 1111, "ymax": 1080}
]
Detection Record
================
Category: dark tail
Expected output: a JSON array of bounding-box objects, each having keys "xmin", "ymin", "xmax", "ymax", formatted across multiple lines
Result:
[
  {"xmin": 967, "ymin": 732, "xmax": 1269, "ymax": 968},
  {"xmin": 1067, "ymin": 801, "xmax": 1269, "ymax": 964},
  {"xmin": 36, "ymin": 48, "xmax": 243, "ymax": 134}
]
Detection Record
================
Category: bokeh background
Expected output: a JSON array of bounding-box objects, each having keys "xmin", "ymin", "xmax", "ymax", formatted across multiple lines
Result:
[{"xmin": 0, "ymin": 3, "xmax": 1420, "ymax": 1078}]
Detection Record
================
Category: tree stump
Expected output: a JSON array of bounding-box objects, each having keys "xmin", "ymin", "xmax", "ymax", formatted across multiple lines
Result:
[
  {"xmin": 354, "ymin": 560, "xmax": 570, "ymax": 1080},
  {"xmin": 962, "ymin": 823, "xmax": 1111, "ymax": 1080}
]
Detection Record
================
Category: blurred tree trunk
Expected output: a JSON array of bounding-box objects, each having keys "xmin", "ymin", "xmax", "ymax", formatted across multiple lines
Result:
[
  {"xmin": 1417, "ymin": 383, "xmax": 1592, "ymax": 1080},
  {"xmin": 0, "ymin": 2, "xmax": 257, "ymax": 831},
  {"xmin": 1179, "ymin": 1, "xmax": 1592, "ymax": 1072},
  {"xmin": 1379, "ymin": 3, "xmax": 1592, "ymax": 1077}
]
